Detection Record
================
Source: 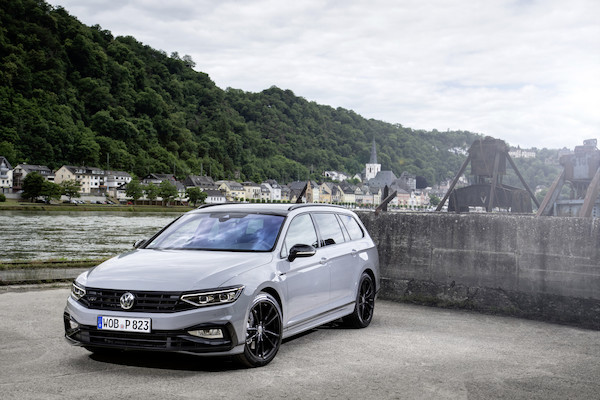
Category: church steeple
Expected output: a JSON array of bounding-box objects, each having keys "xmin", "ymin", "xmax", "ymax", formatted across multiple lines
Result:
[
  {"xmin": 369, "ymin": 139, "xmax": 378, "ymax": 164},
  {"xmin": 365, "ymin": 138, "xmax": 381, "ymax": 181}
]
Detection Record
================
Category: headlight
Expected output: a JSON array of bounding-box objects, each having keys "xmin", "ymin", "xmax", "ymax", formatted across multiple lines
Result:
[
  {"xmin": 181, "ymin": 286, "xmax": 244, "ymax": 307},
  {"xmin": 71, "ymin": 282, "xmax": 86, "ymax": 301}
]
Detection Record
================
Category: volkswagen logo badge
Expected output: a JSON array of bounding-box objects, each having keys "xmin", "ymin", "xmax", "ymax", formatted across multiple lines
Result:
[{"xmin": 120, "ymin": 292, "xmax": 135, "ymax": 310}]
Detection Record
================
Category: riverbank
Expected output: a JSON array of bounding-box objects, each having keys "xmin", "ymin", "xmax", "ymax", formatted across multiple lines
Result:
[
  {"xmin": 0, "ymin": 259, "xmax": 106, "ymax": 285},
  {"xmin": 0, "ymin": 258, "xmax": 107, "ymax": 270},
  {"xmin": 0, "ymin": 199, "xmax": 193, "ymax": 213}
]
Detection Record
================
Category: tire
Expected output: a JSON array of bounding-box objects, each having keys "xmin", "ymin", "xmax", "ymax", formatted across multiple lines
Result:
[
  {"xmin": 344, "ymin": 272, "xmax": 376, "ymax": 328},
  {"xmin": 236, "ymin": 292, "xmax": 283, "ymax": 368}
]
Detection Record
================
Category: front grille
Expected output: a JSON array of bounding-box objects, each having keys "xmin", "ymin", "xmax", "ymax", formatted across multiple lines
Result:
[{"xmin": 80, "ymin": 288, "xmax": 195, "ymax": 313}]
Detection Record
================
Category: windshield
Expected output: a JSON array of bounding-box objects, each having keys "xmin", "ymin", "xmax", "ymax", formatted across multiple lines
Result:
[{"xmin": 145, "ymin": 212, "xmax": 285, "ymax": 252}]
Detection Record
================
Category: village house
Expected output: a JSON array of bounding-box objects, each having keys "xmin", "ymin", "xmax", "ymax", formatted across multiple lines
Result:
[
  {"xmin": 323, "ymin": 170, "xmax": 349, "ymax": 182},
  {"xmin": 0, "ymin": 157, "xmax": 12, "ymax": 192},
  {"xmin": 319, "ymin": 182, "xmax": 334, "ymax": 203},
  {"xmin": 141, "ymin": 173, "xmax": 175, "ymax": 186},
  {"xmin": 263, "ymin": 180, "xmax": 282, "ymax": 201},
  {"xmin": 395, "ymin": 188, "xmax": 411, "ymax": 206},
  {"xmin": 280, "ymin": 186, "xmax": 290, "ymax": 202},
  {"xmin": 340, "ymin": 184, "xmax": 357, "ymax": 204},
  {"xmin": 217, "ymin": 180, "xmax": 245, "ymax": 201},
  {"xmin": 141, "ymin": 173, "xmax": 186, "ymax": 200},
  {"xmin": 203, "ymin": 189, "xmax": 226, "ymax": 204},
  {"xmin": 260, "ymin": 184, "xmax": 271, "ymax": 201},
  {"xmin": 397, "ymin": 171, "xmax": 417, "ymax": 191},
  {"xmin": 355, "ymin": 186, "xmax": 373, "ymax": 205},
  {"xmin": 12, "ymin": 164, "xmax": 54, "ymax": 190},
  {"xmin": 242, "ymin": 181, "xmax": 261, "ymax": 201},
  {"xmin": 183, "ymin": 175, "xmax": 218, "ymax": 191},
  {"xmin": 104, "ymin": 170, "xmax": 132, "ymax": 197},
  {"xmin": 54, "ymin": 165, "xmax": 105, "ymax": 194},
  {"xmin": 288, "ymin": 181, "xmax": 319, "ymax": 203}
]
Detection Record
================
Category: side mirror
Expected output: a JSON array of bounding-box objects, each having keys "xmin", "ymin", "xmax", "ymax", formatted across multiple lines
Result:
[
  {"xmin": 133, "ymin": 239, "xmax": 147, "ymax": 249},
  {"xmin": 288, "ymin": 244, "xmax": 316, "ymax": 262}
]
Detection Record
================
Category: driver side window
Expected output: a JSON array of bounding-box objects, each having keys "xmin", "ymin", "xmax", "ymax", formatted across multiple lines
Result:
[{"xmin": 281, "ymin": 214, "xmax": 318, "ymax": 258}]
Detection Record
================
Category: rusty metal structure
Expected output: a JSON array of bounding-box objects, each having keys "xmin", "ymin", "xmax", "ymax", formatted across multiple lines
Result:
[
  {"xmin": 375, "ymin": 185, "xmax": 397, "ymax": 215},
  {"xmin": 537, "ymin": 139, "xmax": 600, "ymax": 218},
  {"xmin": 436, "ymin": 137, "xmax": 539, "ymax": 213}
]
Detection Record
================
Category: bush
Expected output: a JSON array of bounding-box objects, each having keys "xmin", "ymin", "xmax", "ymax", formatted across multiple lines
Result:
[{"xmin": 0, "ymin": 193, "xmax": 5, "ymax": 202}]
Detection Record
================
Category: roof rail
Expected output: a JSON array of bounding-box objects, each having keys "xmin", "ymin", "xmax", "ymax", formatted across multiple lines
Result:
[
  {"xmin": 196, "ymin": 203, "xmax": 225, "ymax": 209},
  {"xmin": 287, "ymin": 203, "xmax": 347, "ymax": 211}
]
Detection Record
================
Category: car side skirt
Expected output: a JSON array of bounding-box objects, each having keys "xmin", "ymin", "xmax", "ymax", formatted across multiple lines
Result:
[{"xmin": 282, "ymin": 301, "xmax": 355, "ymax": 339}]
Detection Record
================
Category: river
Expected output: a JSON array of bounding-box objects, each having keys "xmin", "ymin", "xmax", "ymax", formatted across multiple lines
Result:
[{"xmin": 0, "ymin": 210, "xmax": 182, "ymax": 261}]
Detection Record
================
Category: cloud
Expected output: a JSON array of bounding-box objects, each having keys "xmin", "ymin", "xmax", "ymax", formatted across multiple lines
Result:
[{"xmin": 47, "ymin": 0, "xmax": 600, "ymax": 149}]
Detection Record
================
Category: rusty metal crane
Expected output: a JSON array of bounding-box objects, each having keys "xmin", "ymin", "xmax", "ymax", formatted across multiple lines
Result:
[
  {"xmin": 537, "ymin": 139, "xmax": 600, "ymax": 217},
  {"xmin": 436, "ymin": 137, "xmax": 539, "ymax": 213}
]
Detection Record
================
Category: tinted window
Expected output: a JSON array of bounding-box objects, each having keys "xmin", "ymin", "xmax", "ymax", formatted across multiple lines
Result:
[
  {"xmin": 313, "ymin": 213, "xmax": 346, "ymax": 246},
  {"xmin": 338, "ymin": 214, "xmax": 364, "ymax": 240},
  {"xmin": 146, "ymin": 212, "xmax": 284, "ymax": 251},
  {"xmin": 283, "ymin": 214, "xmax": 318, "ymax": 257}
]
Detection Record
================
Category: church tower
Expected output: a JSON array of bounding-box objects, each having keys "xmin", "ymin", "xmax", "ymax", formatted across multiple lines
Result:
[{"xmin": 365, "ymin": 139, "xmax": 381, "ymax": 181}]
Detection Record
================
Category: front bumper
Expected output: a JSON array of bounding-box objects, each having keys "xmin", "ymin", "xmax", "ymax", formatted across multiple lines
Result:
[{"xmin": 64, "ymin": 296, "xmax": 247, "ymax": 355}]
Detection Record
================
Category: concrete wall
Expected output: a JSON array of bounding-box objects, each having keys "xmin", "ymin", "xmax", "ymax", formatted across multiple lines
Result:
[{"xmin": 358, "ymin": 212, "xmax": 600, "ymax": 329}]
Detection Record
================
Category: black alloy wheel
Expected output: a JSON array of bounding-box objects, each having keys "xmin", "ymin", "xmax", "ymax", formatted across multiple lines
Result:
[
  {"xmin": 237, "ymin": 292, "xmax": 282, "ymax": 367},
  {"xmin": 345, "ymin": 272, "xmax": 375, "ymax": 328}
]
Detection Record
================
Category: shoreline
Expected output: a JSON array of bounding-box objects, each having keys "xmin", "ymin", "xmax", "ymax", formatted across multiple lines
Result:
[
  {"xmin": 0, "ymin": 259, "xmax": 107, "ymax": 285},
  {"xmin": 0, "ymin": 203, "xmax": 193, "ymax": 213}
]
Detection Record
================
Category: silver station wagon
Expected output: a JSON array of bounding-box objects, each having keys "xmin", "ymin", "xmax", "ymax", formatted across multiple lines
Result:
[{"xmin": 64, "ymin": 203, "xmax": 380, "ymax": 367}]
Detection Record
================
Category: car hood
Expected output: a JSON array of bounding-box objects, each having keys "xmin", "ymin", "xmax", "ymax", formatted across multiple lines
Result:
[{"xmin": 78, "ymin": 249, "xmax": 273, "ymax": 291}]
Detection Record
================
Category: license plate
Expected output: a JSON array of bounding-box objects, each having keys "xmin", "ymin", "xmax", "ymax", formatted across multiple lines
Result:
[{"xmin": 97, "ymin": 316, "xmax": 151, "ymax": 333}]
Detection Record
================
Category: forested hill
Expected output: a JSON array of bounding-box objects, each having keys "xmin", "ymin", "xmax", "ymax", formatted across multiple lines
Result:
[{"xmin": 1, "ymin": 0, "xmax": 483, "ymax": 186}]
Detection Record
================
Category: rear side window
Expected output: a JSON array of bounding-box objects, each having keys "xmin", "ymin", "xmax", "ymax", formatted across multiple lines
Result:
[
  {"xmin": 312, "ymin": 213, "xmax": 346, "ymax": 246},
  {"xmin": 338, "ymin": 214, "xmax": 364, "ymax": 241}
]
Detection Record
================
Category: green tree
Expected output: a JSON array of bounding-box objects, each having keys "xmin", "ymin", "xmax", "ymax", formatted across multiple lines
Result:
[
  {"xmin": 60, "ymin": 180, "xmax": 82, "ymax": 201},
  {"xmin": 40, "ymin": 181, "xmax": 62, "ymax": 203},
  {"xmin": 429, "ymin": 194, "xmax": 441, "ymax": 207},
  {"xmin": 125, "ymin": 178, "xmax": 143, "ymax": 204},
  {"xmin": 186, "ymin": 187, "xmax": 207, "ymax": 206},
  {"xmin": 159, "ymin": 180, "xmax": 178, "ymax": 206},
  {"xmin": 21, "ymin": 172, "xmax": 45, "ymax": 202},
  {"xmin": 144, "ymin": 183, "xmax": 159, "ymax": 205}
]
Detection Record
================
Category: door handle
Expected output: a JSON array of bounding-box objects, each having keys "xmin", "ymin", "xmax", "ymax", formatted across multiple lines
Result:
[
  {"xmin": 351, "ymin": 249, "xmax": 358, "ymax": 256},
  {"xmin": 319, "ymin": 257, "xmax": 328, "ymax": 265}
]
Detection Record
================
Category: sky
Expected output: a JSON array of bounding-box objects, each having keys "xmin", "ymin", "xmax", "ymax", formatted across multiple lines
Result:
[{"xmin": 46, "ymin": 0, "xmax": 599, "ymax": 150}]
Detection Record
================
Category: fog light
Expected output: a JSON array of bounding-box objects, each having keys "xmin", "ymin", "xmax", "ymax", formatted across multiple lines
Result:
[
  {"xmin": 188, "ymin": 328, "xmax": 223, "ymax": 339},
  {"xmin": 69, "ymin": 319, "xmax": 80, "ymax": 330}
]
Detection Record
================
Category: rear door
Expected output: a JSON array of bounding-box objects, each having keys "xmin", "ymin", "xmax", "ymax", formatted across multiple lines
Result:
[{"xmin": 311, "ymin": 212, "xmax": 357, "ymax": 309}]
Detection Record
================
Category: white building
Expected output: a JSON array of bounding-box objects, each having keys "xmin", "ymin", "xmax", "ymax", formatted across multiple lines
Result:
[
  {"xmin": 263, "ymin": 180, "xmax": 282, "ymax": 201},
  {"xmin": 509, "ymin": 148, "xmax": 536, "ymax": 159},
  {"xmin": 105, "ymin": 170, "xmax": 132, "ymax": 197},
  {"xmin": 0, "ymin": 157, "xmax": 12, "ymax": 192},
  {"xmin": 364, "ymin": 139, "xmax": 381, "ymax": 181},
  {"xmin": 55, "ymin": 165, "xmax": 131, "ymax": 195}
]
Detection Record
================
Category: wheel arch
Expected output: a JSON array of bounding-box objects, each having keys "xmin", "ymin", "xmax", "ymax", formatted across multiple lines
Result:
[
  {"xmin": 259, "ymin": 286, "xmax": 284, "ymax": 318},
  {"xmin": 362, "ymin": 267, "xmax": 377, "ymax": 291}
]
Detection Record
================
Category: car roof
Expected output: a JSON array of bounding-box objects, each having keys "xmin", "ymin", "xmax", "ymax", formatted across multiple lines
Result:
[{"xmin": 192, "ymin": 203, "xmax": 350, "ymax": 216}]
